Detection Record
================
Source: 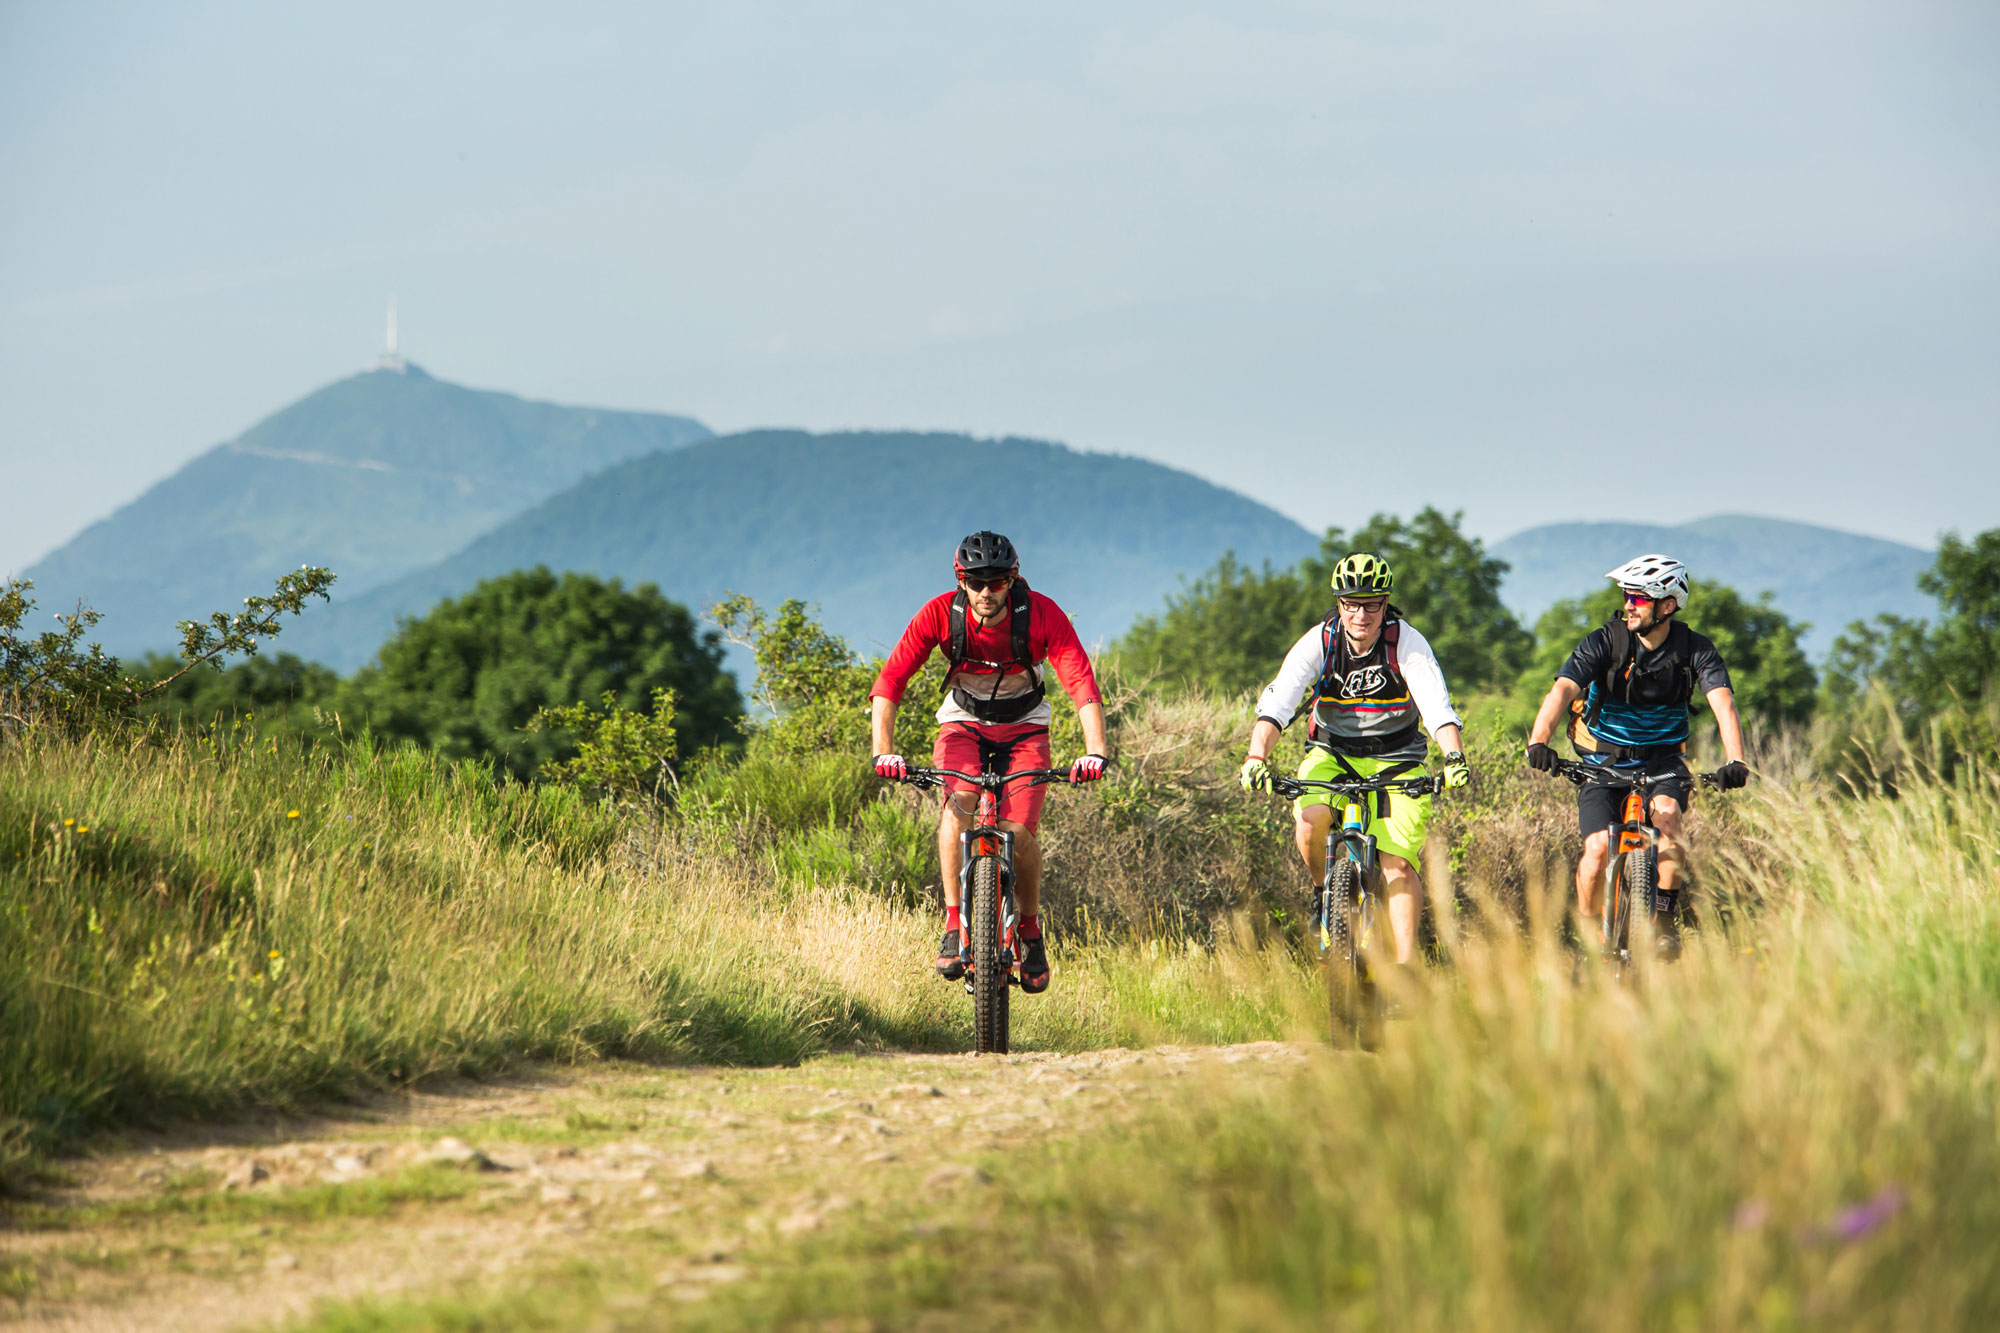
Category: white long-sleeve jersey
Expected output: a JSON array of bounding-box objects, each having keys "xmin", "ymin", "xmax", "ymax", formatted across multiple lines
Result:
[{"xmin": 1255, "ymin": 619, "xmax": 1461, "ymax": 759}]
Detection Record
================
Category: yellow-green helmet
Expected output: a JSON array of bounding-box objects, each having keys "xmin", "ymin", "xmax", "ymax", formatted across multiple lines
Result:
[{"xmin": 1330, "ymin": 552, "xmax": 1394, "ymax": 597}]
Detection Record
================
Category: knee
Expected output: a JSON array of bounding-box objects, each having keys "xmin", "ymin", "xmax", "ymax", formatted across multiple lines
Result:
[{"xmin": 1579, "ymin": 832, "xmax": 1611, "ymax": 866}]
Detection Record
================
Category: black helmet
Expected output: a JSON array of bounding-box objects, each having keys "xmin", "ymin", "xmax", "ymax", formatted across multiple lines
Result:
[{"xmin": 954, "ymin": 531, "xmax": 1020, "ymax": 579}]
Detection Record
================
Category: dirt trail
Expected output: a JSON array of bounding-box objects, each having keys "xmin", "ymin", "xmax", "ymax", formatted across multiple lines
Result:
[{"xmin": 2, "ymin": 1043, "xmax": 1311, "ymax": 1332}]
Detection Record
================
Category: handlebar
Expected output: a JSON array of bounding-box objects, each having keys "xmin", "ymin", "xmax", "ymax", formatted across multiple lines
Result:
[
  {"xmin": 1267, "ymin": 773, "xmax": 1445, "ymax": 800},
  {"xmin": 897, "ymin": 765, "xmax": 1080, "ymax": 793},
  {"xmin": 1546, "ymin": 756, "xmax": 1723, "ymax": 791}
]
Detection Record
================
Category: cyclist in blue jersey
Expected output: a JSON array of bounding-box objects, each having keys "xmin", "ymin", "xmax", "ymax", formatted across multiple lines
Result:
[{"xmin": 1524, "ymin": 555, "xmax": 1749, "ymax": 954}]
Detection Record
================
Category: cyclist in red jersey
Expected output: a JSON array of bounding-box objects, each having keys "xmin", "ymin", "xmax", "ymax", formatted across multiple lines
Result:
[{"xmin": 869, "ymin": 531, "xmax": 1109, "ymax": 994}]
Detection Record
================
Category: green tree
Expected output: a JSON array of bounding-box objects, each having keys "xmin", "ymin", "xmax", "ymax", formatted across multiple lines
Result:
[
  {"xmin": 2, "ymin": 566, "xmax": 335, "ymax": 736},
  {"xmin": 347, "ymin": 568, "xmax": 741, "ymax": 779},
  {"xmin": 1519, "ymin": 583, "xmax": 1816, "ymax": 733},
  {"xmin": 526, "ymin": 687, "xmax": 683, "ymax": 804},
  {"xmin": 1821, "ymin": 529, "xmax": 2000, "ymax": 769},
  {"xmin": 1114, "ymin": 554, "xmax": 1313, "ymax": 697},
  {"xmin": 1114, "ymin": 507, "xmax": 1530, "ymax": 698},
  {"xmin": 130, "ymin": 651, "xmax": 342, "ymax": 742},
  {"xmin": 710, "ymin": 595, "xmax": 880, "ymax": 758},
  {"xmin": 1827, "ymin": 529, "xmax": 2000, "ymax": 718}
]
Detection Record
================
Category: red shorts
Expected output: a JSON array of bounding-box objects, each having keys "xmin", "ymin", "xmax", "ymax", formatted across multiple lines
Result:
[{"xmin": 932, "ymin": 722, "xmax": 1054, "ymax": 830}]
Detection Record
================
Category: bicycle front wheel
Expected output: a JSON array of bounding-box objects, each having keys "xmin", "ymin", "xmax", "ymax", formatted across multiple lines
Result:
[
  {"xmin": 1602, "ymin": 850, "xmax": 1645, "ymax": 975},
  {"xmin": 968, "ymin": 854, "xmax": 1009, "ymax": 1055},
  {"xmin": 1325, "ymin": 858, "xmax": 1365, "ymax": 1049}
]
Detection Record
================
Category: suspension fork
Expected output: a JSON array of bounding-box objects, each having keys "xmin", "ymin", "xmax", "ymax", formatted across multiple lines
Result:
[{"xmin": 1322, "ymin": 799, "xmax": 1380, "ymax": 880}]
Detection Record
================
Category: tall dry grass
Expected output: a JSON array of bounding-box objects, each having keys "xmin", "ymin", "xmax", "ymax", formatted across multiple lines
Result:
[
  {"xmin": 947, "ymin": 764, "xmax": 2000, "ymax": 1330},
  {"xmin": 0, "ymin": 724, "xmax": 1319, "ymax": 1186}
]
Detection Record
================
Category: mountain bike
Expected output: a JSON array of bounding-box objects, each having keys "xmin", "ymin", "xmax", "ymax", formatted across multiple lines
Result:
[
  {"xmin": 1266, "ymin": 769, "xmax": 1445, "ymax": 1049},
  {"xmin": 1545, "ymin": 757, "xmax": 1724, "ymax": 976},
  {"xmin": 897, "ymin": 764, "xmax": 1083, "ymax": 1055}
]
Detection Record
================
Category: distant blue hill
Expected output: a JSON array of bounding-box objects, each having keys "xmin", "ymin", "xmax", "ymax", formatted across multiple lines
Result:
[
  {"xmin": 1491, "ymin": 515, "xmax": 1935, "ymax": 657},
  {"xmin": 22, "ymin": 363, "xmax": 711, "ymax": 658},
  {"xmin": 283, "ymin": 429, "xmax": 1319, "ymax": 672}
]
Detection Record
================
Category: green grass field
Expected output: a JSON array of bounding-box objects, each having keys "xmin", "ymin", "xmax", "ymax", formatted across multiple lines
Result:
[{"xmin": 5, "ymin": 719, "xmax": 1997, "ymax": 1328}]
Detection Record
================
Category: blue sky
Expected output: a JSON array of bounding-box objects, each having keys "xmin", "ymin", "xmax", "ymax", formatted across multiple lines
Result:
[{"xmin": 3, "ymin": 0, "xmax": 1995, "ymax": 576}]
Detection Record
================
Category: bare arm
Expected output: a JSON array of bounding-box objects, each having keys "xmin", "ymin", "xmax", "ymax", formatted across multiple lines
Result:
[
  {"xmin": 1434, "ymin": 722, "xmax": 1464, "ymax": 755},
  {"xmin": 1246, "ymin": 717, "xmax": 1282, "ymax": 762},
  {"xmin": 870, "ymin": 695, "xmax": 898, "ymax": 756},
  {"xmin": 1077, "ymin": 701, "xmax": 1109, "ymax": 757},
  {"xmin": 1705, "ymin": 686, "xmax": 1746, "ymax": 765},
  {"xmin": 1527, "ymin": 677, "xmax": 1583, "ymax": 746}
]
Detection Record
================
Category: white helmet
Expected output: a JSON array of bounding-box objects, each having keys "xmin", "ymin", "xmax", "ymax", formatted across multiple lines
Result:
[{"xmin": 1604, "ymin": 553, "xmax": 1690, "ymax": 610}]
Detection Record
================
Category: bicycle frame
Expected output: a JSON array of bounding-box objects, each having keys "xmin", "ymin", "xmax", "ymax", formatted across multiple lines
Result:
[
  {"xmin": 1267, "ymin": 769, "xmax": 1443, "ymax": 1047},
  {"xmin": 901, "ymin": 764, "xmax": 1076, "ymax": 1054},
  {"xmin": 1549, "ymin": 757, "xmax": 1722, "ymax": 968}
]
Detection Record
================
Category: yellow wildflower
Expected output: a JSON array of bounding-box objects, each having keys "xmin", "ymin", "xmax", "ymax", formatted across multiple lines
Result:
[{"xmin": 286, "ymin": 810, "xmax": 301, "ymax": 820}]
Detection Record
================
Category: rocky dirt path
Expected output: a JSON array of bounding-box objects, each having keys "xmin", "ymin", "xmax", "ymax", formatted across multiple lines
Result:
[{"xmin": 2, "ymin": 1043, "xmax": 1311, "ymax": 1332}]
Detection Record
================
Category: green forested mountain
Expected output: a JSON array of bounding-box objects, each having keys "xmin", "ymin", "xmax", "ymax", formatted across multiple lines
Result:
[
  {"xmin": 21, "ymin": 364, "xmax": 711, "ymax": 657},
  {"xmin": 282, "ymin": 430, "xmax": 1318, "ymax": 671},
  {"xmin": 1491, "ymin": 515, "xmax": 1935, "ymax": 657}
]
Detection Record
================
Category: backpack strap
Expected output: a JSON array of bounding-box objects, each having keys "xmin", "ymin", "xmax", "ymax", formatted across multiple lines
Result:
[
  {"xmin": 1007, "ymin": 577, "xmax": 1034, "ymax": 675},
  {"xmin": 946, "ymin": 579, "xmax": 1034, "ymax": 671},
  {"xmin": 1383, "ymin": 619, "xmax": 1400, "ymax": 676},
  {"xmin": 942, "ymin": 590, "xmax": 970, "ymax": 693},
  {"xmin": 940, "ymin": 578, "xmax": 1043, "ymax": 716}
]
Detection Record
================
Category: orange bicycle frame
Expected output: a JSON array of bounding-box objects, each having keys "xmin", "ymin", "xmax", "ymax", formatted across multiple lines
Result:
[{"xmin": 1616, "ymin": 789, "xmax": 1650, "ymax": 853}]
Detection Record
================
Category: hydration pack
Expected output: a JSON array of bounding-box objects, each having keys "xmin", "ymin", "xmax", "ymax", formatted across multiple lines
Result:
[
  {"xmin": 942, "ymin": 577, "xmax": 1045, "ymax": 724},
  {"xmin": 1304, "ymin": 612, "xmax": 1419, "ymax": 757},
  {"xmin": 1567, "ymin": 616, "xmax": 1696, "ymax": 759}
]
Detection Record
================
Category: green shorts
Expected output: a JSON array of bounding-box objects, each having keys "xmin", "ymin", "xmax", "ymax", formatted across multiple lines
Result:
[{"xmin": 1293, "ymin": 750, "xmax": 1431, "ymax": 867}]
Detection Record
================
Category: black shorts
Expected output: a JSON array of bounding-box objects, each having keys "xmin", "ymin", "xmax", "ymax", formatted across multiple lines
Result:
[{"xmin": 1576, "ymin": 756, "xmax": 1692, "ymax": 840}]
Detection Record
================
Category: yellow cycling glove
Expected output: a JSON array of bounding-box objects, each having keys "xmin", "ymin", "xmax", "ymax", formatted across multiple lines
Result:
[{"xmin": 1239, "ymin": 756, "xmax": 1275, "ymax": 792}]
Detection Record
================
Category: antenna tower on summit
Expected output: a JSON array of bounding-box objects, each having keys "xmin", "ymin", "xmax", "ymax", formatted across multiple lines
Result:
[{"xmin": 376, "ymin": 298, "xmax": 407, "ymax": 372}]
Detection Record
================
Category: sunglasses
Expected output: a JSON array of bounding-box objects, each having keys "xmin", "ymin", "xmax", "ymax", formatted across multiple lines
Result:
[
  {"xmin": 961, "ymin": 575, "xmax": 1013, "ymax": 593},
  {"xmin": 1623, "ymin": 590, "xmax": 1655, "ymax": 607}
]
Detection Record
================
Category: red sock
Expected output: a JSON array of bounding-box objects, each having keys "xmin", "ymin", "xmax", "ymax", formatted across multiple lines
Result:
[
  {"xmin": 1018, "ymin": 914, "xmax": 1042, "ymax": 941},
  {"xmin": 945, "ymin": 905, "xmax": 962, "ymax": 930}
]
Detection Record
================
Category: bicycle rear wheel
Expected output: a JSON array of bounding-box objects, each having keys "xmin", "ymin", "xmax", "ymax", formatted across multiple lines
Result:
[
  {"xmin": 968, "ymin": 855, "xmax": 1009, "ymax": 1054},
  {"xmin": 1324, "ymin": 858, "xmax": 1365, "ymax": 1048}
]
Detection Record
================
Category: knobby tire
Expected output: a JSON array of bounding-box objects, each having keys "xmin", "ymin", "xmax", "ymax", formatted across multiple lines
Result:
[
  {"xmin": 1620, "ymin": 847, "xmax": 1655, "ymax": 972},
  {"xmin": 1325, "ymin": 858, "xmax": 1365, "ymax": 1049},
  {"xmin": 969, "ymin": 855, "xmax": 1008, "ymax": 1055}
]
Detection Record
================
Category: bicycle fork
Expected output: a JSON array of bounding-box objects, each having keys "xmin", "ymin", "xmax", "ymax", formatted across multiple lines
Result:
[
  {"xmin": 1319, "ymin": 806, "xmax": 1379, "ymax": 961},
  {"xmin": 958, "ymin": 827, "xmax": 1019, "ymax": 988}
]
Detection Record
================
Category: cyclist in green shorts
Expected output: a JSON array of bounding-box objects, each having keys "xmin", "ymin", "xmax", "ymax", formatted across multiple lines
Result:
[{"xmin": 1238, "ymin": 553, "xmax": 1470, "ymax": 966}]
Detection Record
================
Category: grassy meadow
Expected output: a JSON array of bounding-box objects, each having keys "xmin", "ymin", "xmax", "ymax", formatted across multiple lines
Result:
[{"xmin": 3, "ymin": 698, "xmax": 1997, "ymax": 1328}]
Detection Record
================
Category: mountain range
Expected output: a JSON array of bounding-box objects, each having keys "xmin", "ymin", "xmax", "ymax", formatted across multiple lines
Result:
[
  {"xmin": 280, "ymin": 429, "xmax": 1320, "ymax": 670},
  {"xmin": 1490, "ymin": 516, "xmax": 1935, "ymax": 657},
  {"xmin": 19, "ymin": 364, "xmax": 1943, "ymax": 673},
  {"xmin": 19, "ymin": 363, "xmax": 710, "ymax": 658}
]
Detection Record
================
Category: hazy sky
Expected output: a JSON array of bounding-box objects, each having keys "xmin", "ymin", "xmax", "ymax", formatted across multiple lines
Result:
[{"xmin": 4, "ymin": 0, "xmax": 1996, "ymax": 577}]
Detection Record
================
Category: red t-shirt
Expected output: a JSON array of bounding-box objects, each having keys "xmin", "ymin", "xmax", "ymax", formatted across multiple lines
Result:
[{"xmin": 870, "ymin": 589, "xmax": 1101, "ymax": 710}]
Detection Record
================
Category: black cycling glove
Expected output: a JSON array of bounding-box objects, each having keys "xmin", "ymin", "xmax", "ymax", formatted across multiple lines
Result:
[
  {"xmin": 1719, "ymin": 760, "xmax": 1750, "ymax": 790},
  {"xmin": 1526, "ymin": 742, "xmax": 1559, "ymax": 773}
]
